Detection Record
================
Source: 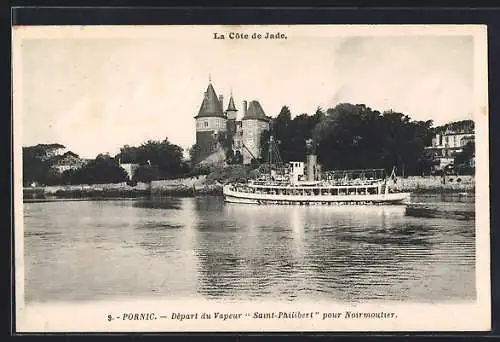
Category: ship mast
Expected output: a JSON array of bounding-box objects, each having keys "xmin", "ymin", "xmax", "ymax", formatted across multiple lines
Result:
[
  {"xmin": 267, "ymin": 119, "xmax": 282, "ymax": 178},
  {"xmin": 268, "ymin": 120, "xmax": 273, "ymax": 177}
]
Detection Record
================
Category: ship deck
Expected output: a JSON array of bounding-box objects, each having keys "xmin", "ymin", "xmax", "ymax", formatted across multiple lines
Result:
[{"xmin": 223, "ymin": 185, "xmax": 410, "ymax": 205}]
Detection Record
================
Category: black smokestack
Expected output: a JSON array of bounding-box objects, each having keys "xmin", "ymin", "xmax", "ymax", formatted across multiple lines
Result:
[{"xmin": 305, "ymin": 138, "xmax": 316, "ymax": 155}]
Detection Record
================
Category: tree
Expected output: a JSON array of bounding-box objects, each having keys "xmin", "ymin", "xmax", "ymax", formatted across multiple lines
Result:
[
  {"xmin": 23, "ymin": 147, "xmax": 48, "ymax": 186},
  {"xmin": 455, "ymin": 141, "xmax": 475, "ymax": 167},
  {"xmin": 117, "ymin": 145, "xmax": 139, "ymax": 163},
  {"xmin": 312, "ymin": 103, "xmax": 435, "ymax": 175},
  {"xmin": 115, "ymin": 138, "xmax": 185, "ymax": 179},
  {"xmin": 188, "ymin": 143, "xmax": 200, "ymax": 165},
  {"xmin": 69, "ymin": 155, "xmax": 128, "ymax": 184},
  {"xmin": 260, "ymin": 106, "xmax": 321, "ymax": 164},
  {"xmin": 22, "ymin": 144, "xmax": 65, "ymax": 186},
  {"xmin": 132, "ymin": 165, "xmax": 160, "ymax": 183},
  {"xmin": 434, "ymin": 120, "xmax": 474, "ymax": 134}
]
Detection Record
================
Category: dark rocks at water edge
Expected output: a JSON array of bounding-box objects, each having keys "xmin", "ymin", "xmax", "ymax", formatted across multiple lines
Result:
[
  {"xmin": 23, "ymin": 186, "xmax": 150, "ymax": 200},
  {"xmin": 22, "ymin": 178, "xmax": 223, "ymax": 201},
  {"xmin": 150, "ymin": 184, "xmax": 222, "ymax": 197},
  {"xmin": 22, "ymin": 170, "xmax": 475, "ymax": 200}
]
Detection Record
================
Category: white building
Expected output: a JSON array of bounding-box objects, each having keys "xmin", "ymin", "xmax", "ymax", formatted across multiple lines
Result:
[
  {"xmin": 425, "ymin": 127, "xmax": 475, "ymax": 172},
  {"xmin": 52, "ymin": 151, "xmax": 87, "ymax": 173},
  {"xmin": 120, "ymin": 163, "xmax": 140, "ymax": 180}
]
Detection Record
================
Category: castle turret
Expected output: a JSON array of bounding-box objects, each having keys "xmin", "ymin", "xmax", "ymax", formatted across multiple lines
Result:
[
  {"xmin": 242, "ymin": 100, "xmax": 248, "ymax": 120},
  {"xmin": 219, "ymin": 95, "xmax": 224, "ymax": 112},
  {"xmin": 225, "ymin": 93, "xmax": 239, "ymax": 142},
  {"xmin": 194, "ymin": 82, "xmax": 227, "ymax": 164},
  {"xmin": 226, "ymin": 95, "xmax": 238, "ymax": 120},
  {"xmin": 242, "ymin": 100, "xmax": 270, "ymax": 164}
]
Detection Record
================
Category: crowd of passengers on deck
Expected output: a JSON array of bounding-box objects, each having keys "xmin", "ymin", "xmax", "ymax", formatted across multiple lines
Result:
[
  {"xmin": 228, "ymin": 184, "xmax": 382, "ymax": 196},
  {"xmin": 252, "ymin": 177, "xmax": 383, "ymax": 186}
]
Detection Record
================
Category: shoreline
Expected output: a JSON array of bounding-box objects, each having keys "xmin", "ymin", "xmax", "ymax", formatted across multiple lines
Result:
[
  {"xmin": 22, "ymin": 185, "xmax": 474, "ymax": 202},
  {"xmin": 22, "ymin": 174, "xmax": 475, "ymax": 201}
]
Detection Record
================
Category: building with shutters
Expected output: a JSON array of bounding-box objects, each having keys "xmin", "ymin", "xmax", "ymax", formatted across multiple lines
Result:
[{"xmin": 424, "ymin": 126, "xmax": 475, "ymax": 172}]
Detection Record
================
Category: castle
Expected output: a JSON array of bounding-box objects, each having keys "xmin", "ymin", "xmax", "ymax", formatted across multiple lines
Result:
[{"xmin": 194, "ymin": 80, "xmax": 271, "ymax": 165}]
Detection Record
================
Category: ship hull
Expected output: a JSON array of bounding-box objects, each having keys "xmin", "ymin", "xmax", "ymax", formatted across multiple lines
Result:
[{"xmin": 223, "ymin": 186, "xmax": 411, "ymax": 205}]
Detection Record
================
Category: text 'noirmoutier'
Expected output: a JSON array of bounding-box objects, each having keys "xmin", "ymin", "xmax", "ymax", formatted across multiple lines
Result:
[
  {"xmin": 213, "ymin": 32, "xmax": 288, "ymax": 40},
  {"xmin": 109, "ymin": 311, "xmax": 397, "ymax": 322}
]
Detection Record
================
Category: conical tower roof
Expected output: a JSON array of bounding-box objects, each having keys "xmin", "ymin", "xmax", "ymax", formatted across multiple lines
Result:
[
  {"xmin": 195, "ymin": 83, "xmax": 225, "ymax": 118},
  {"xmin": 243, "ymin": 100, "xmax": 269, "ymax": 121},
  {"xmin": 226, "ymin": 95, "xmax": 237, "ymax": 112}
]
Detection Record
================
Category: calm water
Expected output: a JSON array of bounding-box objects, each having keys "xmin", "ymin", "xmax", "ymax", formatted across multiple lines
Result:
[{"xmin": 23, "ymin": 194, "xmax": 476, "ymax": 303}]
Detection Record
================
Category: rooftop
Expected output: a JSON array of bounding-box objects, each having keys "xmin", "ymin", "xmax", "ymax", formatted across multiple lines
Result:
[
  {"xmin": 226, "ymin": 95, "xmax": 237, "ymax": 112},
  {"xmin": 243, "ymin": 100, "xmax": 270, "ymax": 121},
  {"xmin": 195, "ymin": 83, "xmax": 225, "ymax": 119}
]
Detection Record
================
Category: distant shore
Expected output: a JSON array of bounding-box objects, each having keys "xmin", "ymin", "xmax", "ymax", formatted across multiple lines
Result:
[
  {"xmin": 22, "ymin": 175, "xmax": 221, "ymax": 201},
  {"xmin": 23, "ymin": 171, "xmax": 474, "ymax": 201},
  {"xmin": 391, "ymin": 174, "xmax": 474, "ymax": 194}
]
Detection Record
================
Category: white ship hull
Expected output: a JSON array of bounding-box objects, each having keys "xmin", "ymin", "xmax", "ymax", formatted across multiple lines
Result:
[{"xmin": 223, "ymin": 186, "xmax": 411, "ymax": 205}]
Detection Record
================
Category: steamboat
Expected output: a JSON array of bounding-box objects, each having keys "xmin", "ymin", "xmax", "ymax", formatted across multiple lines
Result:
[{"xmin": 223, "ymin": 135, "xmax": 411, "ymax": 206}]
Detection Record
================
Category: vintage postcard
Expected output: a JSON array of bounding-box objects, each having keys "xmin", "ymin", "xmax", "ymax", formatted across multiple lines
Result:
[{"xmin": 12, "ymin": 24, "xmax": 490, "ymax": 332}]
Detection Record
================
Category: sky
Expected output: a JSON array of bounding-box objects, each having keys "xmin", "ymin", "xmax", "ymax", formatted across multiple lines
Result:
[{"xmin": 17, "ymin": 26, "xmax": 477, "ymax": 159}]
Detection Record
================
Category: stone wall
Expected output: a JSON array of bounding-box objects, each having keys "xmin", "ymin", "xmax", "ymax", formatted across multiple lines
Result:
[
  {"xmin": 150, "ymin": 175, "xmax": 221, "ymax": 195},
  {"xmin": 195, "ymin": 117, "xmax": 227, "ymax": 132},
  {"xmin": 391, "ymin": 175, "xmax": 475, "ymax": 192},
  {"xmin": 151, "ymin": 175, "xmax": 207, "ymax": 190},
  {"xmin": 242, "ymin": 119, "xmax": 268, "ymax": 164},
  {"xmin": 38, "ymin": 182, "xmax": 150, "ymax": 194}
]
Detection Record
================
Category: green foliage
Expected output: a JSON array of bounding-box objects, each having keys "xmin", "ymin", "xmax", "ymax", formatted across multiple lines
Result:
[
  {"xmin": 259, "ymin": 103, "xmax": 438, "ymax": 176},
  {"xmin": 205, "ymin": 165, "xmax": 254, "ymax": 184},
  {"xmin": 434, "ymin": 120, "xmax": 474, "ymax": 134},
  {"xmin": 132, "ymin": 165, "xmax": 160, "ymax": 183},
  {"xmin": 23, "ymin": 147, "xmax": 48, "ymax": 186},
  {"xmin": 313, "ymin": 104, "xmax": 434, "ymax": 175},
  {"xmin": 22, "ymin": 145, "xmax": 65, "ymax": 186},
  {"xmin": 23, "ymin": 137, "xmax": 187, "ymax": 186},
  {"xmin": 188, "ymin": 143, "xmax": 200, "ymax": 165},
  {"xmin": 189, "ymin": 165, "xmax": 212, "ymax": 177},
  {"xmin": 260, "ymin": 106, "xmax": 325, "ymax": 164},
  {"xmin": 64, "ymin": 155, "xmax": 129, "ymax": 184},
  {"xmin": 28, "ymin": 143, "xmax": 66, "ymax": 159},
  {"xmin": 217, "ymin": 132, "xmax": 231, "ymax": 150},
  {"xmin": 455, "ymin": 141, "xmax": 475, "ymax": 167},
  {"xmin": 116, "ymin": 138, "xmax": 186, "ymax": 179}
]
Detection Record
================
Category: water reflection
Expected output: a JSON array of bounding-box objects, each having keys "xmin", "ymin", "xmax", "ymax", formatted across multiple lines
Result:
[
  {"xmin": 132, "ymin": 197, "xmax": 183, "ymax": 210},
  {"xmin": 23, "ymin": 195, "xmax": 476, "ymax": 303},
  {"xmin": 411, "ymin": 193, "xmax": 475, "ymax": 203}
]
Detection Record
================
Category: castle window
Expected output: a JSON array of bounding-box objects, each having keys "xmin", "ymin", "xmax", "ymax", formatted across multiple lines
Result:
[{"xmin": 204, "ymin": 121, "xmax": 208, "ymax": 127}]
